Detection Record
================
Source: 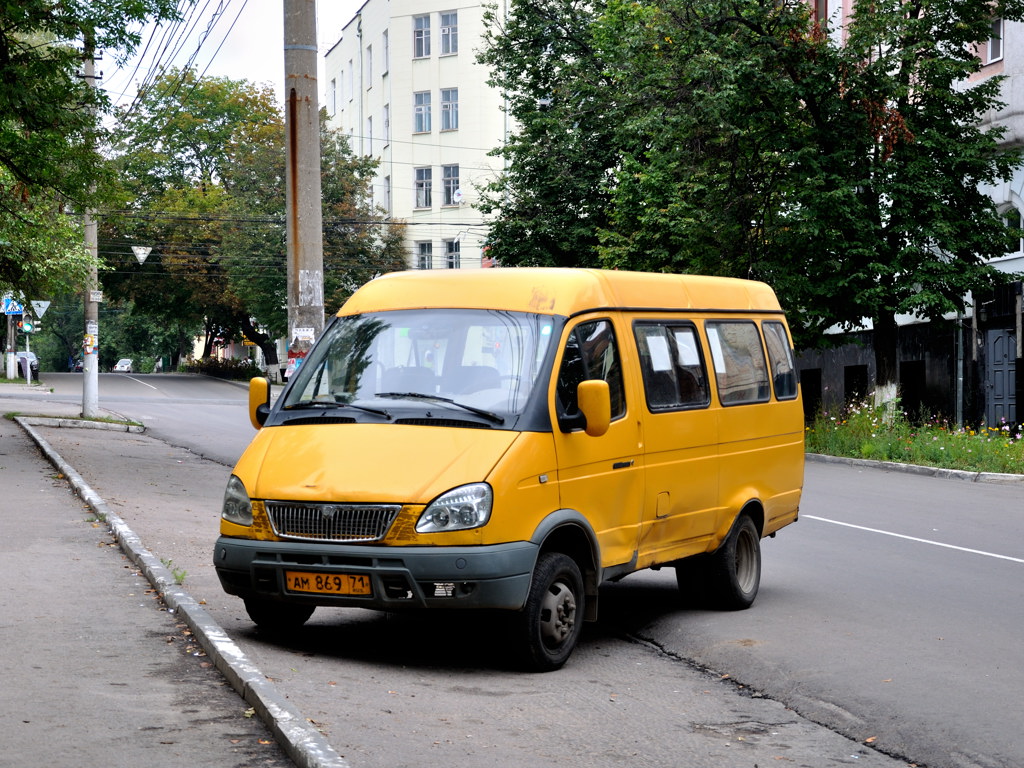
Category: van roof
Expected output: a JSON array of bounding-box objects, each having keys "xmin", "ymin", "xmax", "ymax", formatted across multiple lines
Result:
[{"xmin": 339, "ymin": 268, "xmax": 783, "ymax": 318}]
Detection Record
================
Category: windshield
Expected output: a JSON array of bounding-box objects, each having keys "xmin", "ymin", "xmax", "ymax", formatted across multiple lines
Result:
[{"xmin": 281, "ymin": 308, "xmax": 557, "ymax": 425}]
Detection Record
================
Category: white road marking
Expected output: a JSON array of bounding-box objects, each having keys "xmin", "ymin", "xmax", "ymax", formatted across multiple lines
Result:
[
  {"xmin": 124, "ymin": 375, "xmax": 158, "ymax": 390},
  {"xmin": 804, "ymin": 515, "xmax": 1024, "ymax": 564}
]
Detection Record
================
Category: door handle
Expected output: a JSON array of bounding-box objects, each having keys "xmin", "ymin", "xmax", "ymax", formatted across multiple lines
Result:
[{"xmin": 613, "ymin": 460, "xmax": 634, "ymax": 469}]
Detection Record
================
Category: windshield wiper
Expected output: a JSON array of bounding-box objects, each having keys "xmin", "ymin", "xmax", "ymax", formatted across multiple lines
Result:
[
  {"xmin": 375, "ymin": 392, "xmax": 505, "ymax": 424},
  {"xmin": 283, "ymin": 399, "xmax": 392, "ymax": 419}
]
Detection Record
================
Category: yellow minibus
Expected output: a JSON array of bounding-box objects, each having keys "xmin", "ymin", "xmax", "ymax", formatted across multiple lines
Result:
[{"xmin": 214, "ymin": 268, "xmax": 804, "ymax": 670}]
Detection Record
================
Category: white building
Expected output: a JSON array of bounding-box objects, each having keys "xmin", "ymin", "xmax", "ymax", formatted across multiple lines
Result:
[{"xmin": 324, "ymin": 1, "xmax": 507, "ymax": 269}]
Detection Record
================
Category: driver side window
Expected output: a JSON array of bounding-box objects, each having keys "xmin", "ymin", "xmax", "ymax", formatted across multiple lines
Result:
[{"xmin": 556, "ymin": 319, "xmax": 626, "ymax": 420}]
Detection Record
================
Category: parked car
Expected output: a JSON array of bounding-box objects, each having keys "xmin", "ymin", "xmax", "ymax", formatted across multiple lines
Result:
[
  {"xmin": 113, "ymin": 358, "xmax": 133, "ymax": 373},
  {"xmin": 15, "ymin": 351, "xmax": 39, "ymax": 380},
  {"xmin": 71, "ymin": 358, "xmax": 83, "ymax": 372}
]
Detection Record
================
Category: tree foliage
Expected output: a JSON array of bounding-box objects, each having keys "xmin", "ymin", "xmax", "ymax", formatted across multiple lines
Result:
[
  {"xmin": 103, "ymin": 69, "xmax": 405, "ymax": 367},
  {"xmin": 0, "ymin": 0, "xmax": 178, "ymax": 301},
  {"xmin": 478, "ymin": 0, "xmax": 618, "ymax": 266},
  {"xmin": 481, "ymin": 0, "xmax": 1024, "ymax": 387}
]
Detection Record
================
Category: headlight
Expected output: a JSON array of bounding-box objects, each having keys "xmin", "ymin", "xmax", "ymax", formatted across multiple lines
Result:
[
  {"xmin": 221, "ymin": 475, "xmax": 253, "ymax": 526},
  {"xmin": 416, "ymin": 483, "xmax": 493, "ymax": 533}
]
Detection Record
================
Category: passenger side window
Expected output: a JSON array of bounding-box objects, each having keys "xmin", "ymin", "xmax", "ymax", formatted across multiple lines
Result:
[
  {"xmin": 763, "ymin": 321, "xmax": 798, "ymax": 400},
  {"xmin": 634, "ymin": 322, "xmax": 710, "ymax": 411},
  {"xmin": 556, "ymin": 319, "xmax": 626, "ymax": 420},
  {"xmin": 705, "ymin": 321, "xmax": 770, "ymax": 405}
]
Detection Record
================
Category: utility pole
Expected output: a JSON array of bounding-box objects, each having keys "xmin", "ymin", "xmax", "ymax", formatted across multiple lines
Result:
[
  {"xmin": 283, "ymin": 0, "xmax": 325, "ymax": 378},
  {"xmin": 82, "ymin": 32, "xmax": 100, "ymax": 417}
]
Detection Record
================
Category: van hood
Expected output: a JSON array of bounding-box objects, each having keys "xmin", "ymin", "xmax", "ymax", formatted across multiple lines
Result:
[{"xmin": 237, "ymin": 423, "xmax": 520, "ymax": 505}]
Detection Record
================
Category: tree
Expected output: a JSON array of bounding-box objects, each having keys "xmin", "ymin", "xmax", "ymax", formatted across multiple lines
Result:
[
  {"xmin": 217, "ymin": 113, "xmax": 408, "ymax": 364},
  {"xmin": 0, "ymin": 1, "xmax": 179, "ymax": 300},
  {"xmin": 106, "ymin": 70, "xmax": 406, "ymax": 369},
  {"xmin": 477, "ymin": 0, "xmax": 618, "ymax": 266},
  {"xmin": 482, "ymin": 0, "xmax": 1024, "ymax": 402}
]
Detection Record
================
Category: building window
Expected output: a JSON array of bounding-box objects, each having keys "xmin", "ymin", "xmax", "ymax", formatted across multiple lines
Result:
[
  {"xmin": 440, "ymin": 11, "xmax": 458, "ymax": 55},
  {"xmin": 383, "ymin": 104, "xmax": 390, "ymax": 146},
  {"xmin": 445, "ymin": 239, "xmax": 461, "ymax": 269},
  {"xmin": 414, "ymin": 91, "xmax": 431, "ymax": 133},
  {"xmin": 415, "ymin": 167, "xmax": 432, "ymax": 208},
  {"xmin": 414, "ymin": 14, "xmax": 431, "ymax": 58},
  {"xmin": 441, "ymin": 88, "xmax": 459, "ymax": 131},
  {"xmin": 382, "ymin": 30, "xmax": 389, "ymax": 74},
  {"xmin": 989, "ymin": 19, "xmax": 1004, "ymax": 63},
  {"xmin": 366, "ymin": 115, "xmax": 373, "ymax": 154},
  {"xmin": 328, "ymin": 78, "xmax": 336, "ymax": 115},
  {"xmin": 383, "ymin": 175, "xmax": 391, "ymax": 216},
  {"xmin": 1003, "ymin": 206, "xmax": 1022, "ymax": 252},
  {"xmin": 365, "ymin": 44, "xmax": 372, "ymax": 84},
  {"xmin": 442, "ymin": 164, "xmax": 460, "ymax": 206},
  {"xmin": 417, "ymin": 241, "xmax": 433, "ymax": 269},
  {"xmin": 346, "ymin": 60, "xmax": 353, "ymax": 101}
]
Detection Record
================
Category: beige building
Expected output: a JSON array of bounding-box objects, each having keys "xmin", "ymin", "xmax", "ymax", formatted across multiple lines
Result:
[{"xmin": 324, "ymin": 1, "xmax": 507, "ymax": 269}]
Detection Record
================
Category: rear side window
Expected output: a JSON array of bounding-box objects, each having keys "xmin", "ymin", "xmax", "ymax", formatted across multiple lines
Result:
[
  {"xmin": 556, "ymin": 319, "xmax": 626, "ymax": 420},
  {"xmin": 706, "ymin": 321, "xmax": 770, "ymax": 405},
  {"xmin": 763, "ymin": 321, "xmax": 798, "ymax": 400},
  {"xmin": 634, "ymin": 322, "xmax": 710, "ymax": 411}
]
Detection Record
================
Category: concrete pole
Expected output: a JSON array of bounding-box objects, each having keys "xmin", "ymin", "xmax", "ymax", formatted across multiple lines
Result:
[
  {"xmin": 283, "ymin": 0, "xmax": 325, "ymax": 378},
  {"xmin": 82, "ymin": 37, "xmax": 100, "ymax": 417}
]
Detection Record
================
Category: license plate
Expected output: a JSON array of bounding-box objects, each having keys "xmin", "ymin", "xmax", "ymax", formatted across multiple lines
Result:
[{"xmin": 285, "ymin": 571, "xmax": 372, "ymax": 596}]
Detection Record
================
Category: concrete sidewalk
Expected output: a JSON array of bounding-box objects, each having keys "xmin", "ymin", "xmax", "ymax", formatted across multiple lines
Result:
[
  {"xmin": 0, "ymin": 410, "xmax": 298, "ymax": 767},
  {"xmin": 0, "ymin": 390, "xmax": 340, "ymax": 768}
]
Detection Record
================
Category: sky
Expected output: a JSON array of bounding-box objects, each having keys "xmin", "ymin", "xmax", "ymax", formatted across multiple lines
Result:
[{"xmin": 103, "ymin": 0, "xmax": 364, "ymax": 109}]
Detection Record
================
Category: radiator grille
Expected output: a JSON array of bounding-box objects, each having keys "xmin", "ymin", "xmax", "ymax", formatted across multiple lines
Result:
[{"xmin": 265, "ymin": 502, "xmax": 400, "ymax": 543}]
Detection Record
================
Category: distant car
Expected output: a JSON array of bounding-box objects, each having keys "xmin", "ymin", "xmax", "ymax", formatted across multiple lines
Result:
[
  {"xmin": 15, "ymin": 351, "xmax": 39, "ymax": 380},
  {"xmin": 113, "ymin": 358, "xmax": 134, "ymax": 373},
  {"xmin": 72, "ymin": 358, "xmax": 83, "ymax": 372}
]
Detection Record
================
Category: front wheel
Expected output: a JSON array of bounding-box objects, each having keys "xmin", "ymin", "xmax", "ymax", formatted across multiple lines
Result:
[{"xmin": 516, "ymin": 552, "xmax": 585, "ymax": 672}]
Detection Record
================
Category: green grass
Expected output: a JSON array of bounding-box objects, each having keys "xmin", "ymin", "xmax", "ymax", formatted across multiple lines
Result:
[{"xmin": 806, "ymin": 400, "xmax": 1024, "ymax": 475}]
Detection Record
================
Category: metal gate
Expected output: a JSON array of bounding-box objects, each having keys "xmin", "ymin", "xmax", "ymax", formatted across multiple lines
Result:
[{"xmin": 985, "ymin": 328, "xmax": 1017, "ymax": 426}]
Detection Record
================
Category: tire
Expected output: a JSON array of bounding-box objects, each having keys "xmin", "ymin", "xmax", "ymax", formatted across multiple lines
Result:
[
  {"xmin": 707, "ymin": 515, "xmax": 761, "ymax": 610},
  {"xmin": 243, "ymin": 598, "xmax": 315, "ymax": 630},
  {"xmin": 516, "ymin": 552, "xmax": 585, "ymax": 672}
]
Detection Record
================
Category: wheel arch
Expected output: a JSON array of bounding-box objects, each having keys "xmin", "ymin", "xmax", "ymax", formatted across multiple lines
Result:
[
  {"xmin": 714, "ymin": 499, "xmax": 765, "ymax": 554},
  {"xmin": 530, "ymin": 510, "xmax": 601, "ymax": 622}
]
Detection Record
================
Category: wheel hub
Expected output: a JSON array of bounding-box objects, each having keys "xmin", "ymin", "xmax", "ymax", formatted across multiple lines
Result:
[{"xmin": 539, "ymin": 581, "xmax": 577, "ymax": 646}]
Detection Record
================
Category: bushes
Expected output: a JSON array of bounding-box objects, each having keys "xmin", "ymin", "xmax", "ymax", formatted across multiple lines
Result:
[
  {"xmin": 184, "ymin": 357, "xmax": 264, "ymax": 381},
  {"xmin": 805, "ymin": 400, "xmax": 1024, "ymax": 475}
]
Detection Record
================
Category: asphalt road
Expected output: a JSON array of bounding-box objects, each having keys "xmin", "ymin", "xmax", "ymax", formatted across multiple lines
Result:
[
  {"xmin": 635, "ymin": 461, "xmax": 1024, "ymax": 768},
  {"xmin": 9, "ymin": 372, "xmax": 1024, "ymax": 768}
]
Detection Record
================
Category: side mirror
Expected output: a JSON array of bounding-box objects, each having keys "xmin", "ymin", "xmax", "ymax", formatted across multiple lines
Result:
[
  {"xmin": 248, "ymin": 377, "xmax": 271, "ymax": 430},
  {"xmin": 577, "ymin": 380, "xmax": 611, "ymax": 437}
]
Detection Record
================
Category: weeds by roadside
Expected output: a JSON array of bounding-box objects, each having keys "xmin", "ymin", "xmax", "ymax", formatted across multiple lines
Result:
[
  {"xmin": 161, "ymin": 558, "xmax": 188, "ymax": 585},
  {"xmin": 805, "ymin": 399, "xmax": 1024, "ymax": 475}
]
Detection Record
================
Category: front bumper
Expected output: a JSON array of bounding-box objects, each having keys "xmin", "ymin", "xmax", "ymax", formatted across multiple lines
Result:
[{"xmin": 213, "ymin": 536, "xmax": 539, "ymax": 611}]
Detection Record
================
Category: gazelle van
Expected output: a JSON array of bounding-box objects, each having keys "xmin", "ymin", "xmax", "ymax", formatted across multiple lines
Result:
[{"xmin": 213, "ymin": 268, "xmax": 804, "ymax": 670}]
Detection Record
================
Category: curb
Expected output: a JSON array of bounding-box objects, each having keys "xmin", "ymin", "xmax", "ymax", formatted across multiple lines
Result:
[
  {"xmin": 15, "ymin": 417, "xmax": 349, "ymax": 768},
  {"xmin": 806, "ymin": 452, "xmax": 1024, "ymax": 485},
  {"xmin": 18, "ymin": 415, "xmax": 145, "ymax": 432}
]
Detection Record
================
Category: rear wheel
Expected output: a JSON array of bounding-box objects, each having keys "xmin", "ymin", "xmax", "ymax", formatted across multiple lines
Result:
[
  {"xmin": 516, "ymin": 552, "xmax": 585, "ymax": 672},
  {"xmin": 707, "ymin": 515, "xmax": 761, "ymax": 610},
  {"xmin": 243, "ymin": 598, "xmax": 315, "ymax": 630}
]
